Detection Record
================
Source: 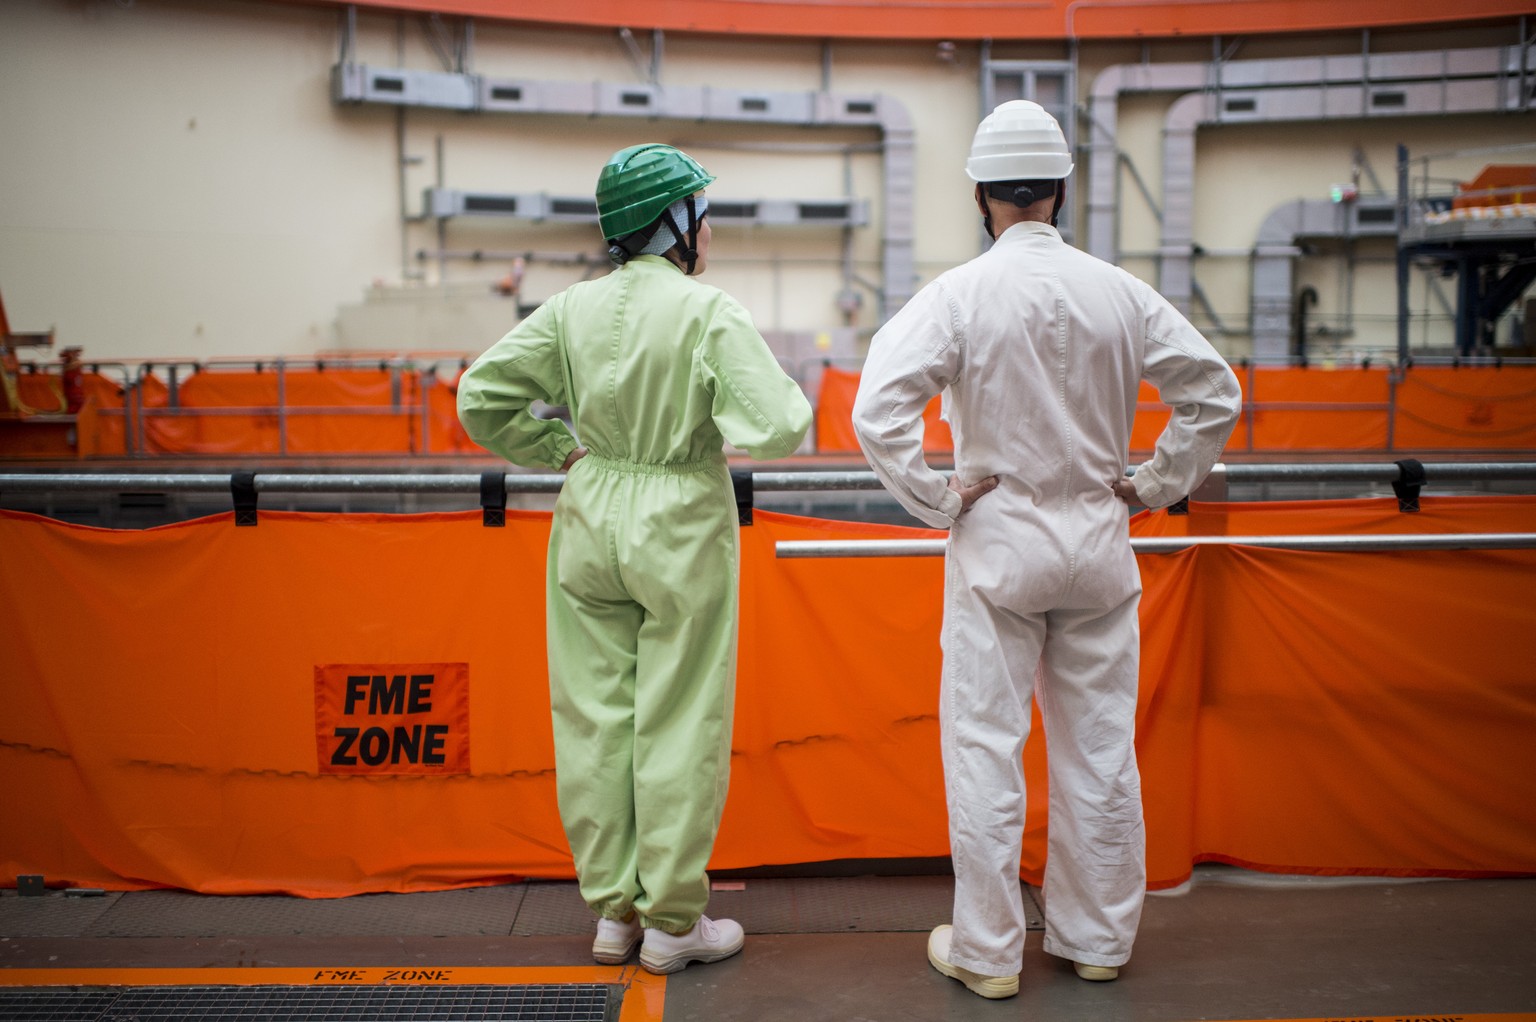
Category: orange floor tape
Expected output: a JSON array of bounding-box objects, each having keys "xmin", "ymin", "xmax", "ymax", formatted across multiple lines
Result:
[{"xmin": 0, "ymin": 966, "xmax": 666, "ymax": 1021}]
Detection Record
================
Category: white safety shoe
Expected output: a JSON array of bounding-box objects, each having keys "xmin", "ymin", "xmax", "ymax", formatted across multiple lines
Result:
[
  {"xmin": 592, "ymin": 916, "xmax": 642, "ymax": 964},
  {"xmin": 927, "ymin": 925, "xmax": 1019, "ymax": 1000},
  {"xmin": 639, "ymin": 915, "xmax": 745, "ymax": 974},
  {"xmin": 1074, "ymin": 962, "xmax": 1120, "ymax": 982}
]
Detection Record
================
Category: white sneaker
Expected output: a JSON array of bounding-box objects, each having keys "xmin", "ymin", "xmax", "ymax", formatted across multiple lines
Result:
[
  {"xmin": 639, "ymin": 915, "xmax": 745, "ymax": 974},
  {"xmin": 927, "ymin": 925, "xmax": 1019, "ymax": 1000},
  {"xmin": 592, "ymin": 916, "xmax": 642, "ymax": 964}
]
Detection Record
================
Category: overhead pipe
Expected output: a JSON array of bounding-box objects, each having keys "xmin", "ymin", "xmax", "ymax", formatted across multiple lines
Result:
[
  {"xmin": 1250, "ymin": 195, "xmax": 1398, "ymax": 359},
  {"xmin": 1086, "ymin": 43, "xmax": 1524, "ymax": 267},
  {"xmin": 1159, "ymin": 66, "xmax": 1518, "ymax": 316}
]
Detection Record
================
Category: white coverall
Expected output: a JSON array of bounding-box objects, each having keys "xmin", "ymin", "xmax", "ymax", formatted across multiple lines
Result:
[
  {"xmin": 458, "ymin": 255, "xmax": 812, "ymax": 934},
  {"xmin": 852, "ymin": 220, "xmax": 1240, "ymax": 976}
]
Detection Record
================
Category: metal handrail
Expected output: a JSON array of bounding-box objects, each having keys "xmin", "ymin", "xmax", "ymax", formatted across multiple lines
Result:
[
  {"xmin": 776, "ymin": 533, "xmax": 1536, "ymax": 558},
  {"xmin": 2, "ymin": 461, "xmax": 1534, "ymax": 495}
]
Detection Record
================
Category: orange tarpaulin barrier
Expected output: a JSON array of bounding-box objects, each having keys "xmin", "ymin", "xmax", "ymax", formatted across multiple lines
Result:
[
  {"xmin": 5, "ymin": 363, "xmax": 1533, "ymax": 459},
  {"xmin": 136, "ymin": 369, "xmax": 476, "ymax": 456},
  {"xmin": 814, "ymin": 365, "xmax": 952, "ymax": 454},
  {"xmin": 139, "ymin": 369, "xmax": 427, "ymax": 456},
  {"xmin": 0, "ymin": 368, "xmax": 476, "ymax": 458},
  {"xmin": 817, "ymin": 364, "xmax": 1536, "ymax": 455},
  {"xmin": 2, "ymin": 497, "xmax": 1534, "ymax": 896},
  {"xmin": 1244, "ymin": 366, "xmax": 1389, "ymax": 451},
  {"xmin": 1393, "ymin": 367, "xmax": 1536, "ymax": 450}
]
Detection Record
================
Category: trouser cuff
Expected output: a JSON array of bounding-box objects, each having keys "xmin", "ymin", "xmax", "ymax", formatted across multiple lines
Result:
[
  {"xmin": 1043, "ymin": 935, "xmax": 1130, "ymax": 968},
  {"xmin": 640, "ymin": 916, "xmax": 698, "ymax": 935}
]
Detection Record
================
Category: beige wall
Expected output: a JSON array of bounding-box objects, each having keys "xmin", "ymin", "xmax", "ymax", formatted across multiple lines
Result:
[{"xmin": 0, "ymin": 0, "xmax": 1529, "ymax": 365}]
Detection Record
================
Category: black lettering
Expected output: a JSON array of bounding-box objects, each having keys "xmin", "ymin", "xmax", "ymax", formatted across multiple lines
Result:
[
  {"xmin": 315, "ymin": 968, "xmax": 366, "ymax": 982},
  {"xmin": 422, "ymin": 724, "xmax": 448, "ymax": 765},
  {"xmin": 330, "ymin": 727, "xmax": 359, "ymax": 765},
  {"xmin": 391, "ymin": 725, "xmax": 421, "ymax": 764},
  {"xmin": 359, "ymin": 727, "xmax": 389, "ymax": 765},
  {"xmin": 408, "ymin": 674, "xmax": 434, "ymax": 713},
  {"xmin": 343, "ymin": 676, "xmax": 369, "ymax": 715},
  {"xmin": 368, "ymin": 674, "xmax": 407, "ymax": 714},
  {"xmin": 383, "ymin": 968, "xmax": 453, "ymax": 982}
]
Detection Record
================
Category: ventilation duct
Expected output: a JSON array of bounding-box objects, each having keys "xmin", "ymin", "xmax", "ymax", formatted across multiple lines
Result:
[
  {"xmin": 422, "ymin": 188, "xmax": 870, "ymax": 228},
  {"xmin": 1160, "ymin": 68, "xmax": 1520, "ymax": 314},
  {"xmin": 1251, "ymin": 196, "xmax": 1398, "ymax": 359},
  {"xmin": 1085, "ymin": 44, "xmax": 1529, "ymax": 268},
  {"xmin": 334, "ymin": 64, "xmax": 913, "ymax": 318}
]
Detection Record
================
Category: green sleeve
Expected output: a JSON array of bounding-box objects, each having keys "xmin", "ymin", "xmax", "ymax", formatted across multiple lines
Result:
[
  {"xmin": 456, "ymin": 300, "xmax": 580, "ymax": 470},
  {"xmin": 695, "ymin": 297, "xmax": 813, "ymax": 461}
]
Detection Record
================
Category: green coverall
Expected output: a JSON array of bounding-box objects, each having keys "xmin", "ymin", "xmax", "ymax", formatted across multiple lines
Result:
[{"xmin": 457, "ymin": 254, "xmax": 812, "ymax": 933}]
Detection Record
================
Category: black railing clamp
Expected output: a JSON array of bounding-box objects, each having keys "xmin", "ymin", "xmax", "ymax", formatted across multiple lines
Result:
[
  {"xmin": 231, "ymin": 471, "xmax": 259, "ymax": 527},
  {"xmin": 480, "ymin": 472, "xmax": 507, "ymax": 527},
  {"xmin": 732, "ymin": 468, "xmax": 754, "ymax": 526},
  {"xmin": 1393, "ymin": 458, "xmax": 1426, "ymax": 513}
]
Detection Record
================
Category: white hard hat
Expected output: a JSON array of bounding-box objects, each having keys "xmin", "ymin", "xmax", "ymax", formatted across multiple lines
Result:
[{"xmin": 965, "ymin": 100, "xmax": 1073, "ymax": 182}]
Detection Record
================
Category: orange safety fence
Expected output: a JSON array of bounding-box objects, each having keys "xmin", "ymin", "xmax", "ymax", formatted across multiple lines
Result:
[
  {"xmin": 815, "ymin": 364, "xmax": 1536, "ymax": 456},
  {"xmin": 2, "ymin": 496, "xmax": 1534, "ymax": 896},
  {"xmin": 134, "ymin": 369, "xmax": 478, "ymax": 457},
  {"xmin": 4, "ymin": 363, "xmax": 1534, "ymax": 459},
  {"xmin": 0, "ymin": 368, "xmax": 477, "ymax": 459}
]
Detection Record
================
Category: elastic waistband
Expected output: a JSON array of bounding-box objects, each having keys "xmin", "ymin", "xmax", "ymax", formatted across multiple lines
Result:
[{"xmin": 581, "ymin": 452, "xmax": 723, "ymax": 476}]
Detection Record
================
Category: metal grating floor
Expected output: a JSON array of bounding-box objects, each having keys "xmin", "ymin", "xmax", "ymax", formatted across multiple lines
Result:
[{"xmin": 0, "ymin": 983, "xmax": 618, "ymax": 1021}]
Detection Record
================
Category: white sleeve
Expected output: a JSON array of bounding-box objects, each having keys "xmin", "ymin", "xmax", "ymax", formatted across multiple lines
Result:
[
  {"xmin": 851, "ymin": 281, "xmax": 966, "ymax": 529},
  {"xmin": 1133, "ymin": 284, "xmax": 1242, "ymax": 509}
]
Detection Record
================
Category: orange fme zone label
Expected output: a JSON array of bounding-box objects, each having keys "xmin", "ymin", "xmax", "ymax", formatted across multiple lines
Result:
[
  {"xmin": 314, "ymin": 663, "xmax": 470, "ymax": 775},
  {"xmin": 312, "ymin": 968, "xmax": 457, "ymax": 983}
]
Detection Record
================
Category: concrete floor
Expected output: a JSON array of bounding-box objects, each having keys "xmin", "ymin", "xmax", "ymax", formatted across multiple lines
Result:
[{"xmin": 2, "ymin": 866, "xmax": 1534, "ymax": 1021}]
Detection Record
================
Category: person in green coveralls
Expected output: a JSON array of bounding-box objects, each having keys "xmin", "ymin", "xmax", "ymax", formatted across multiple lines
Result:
[{"xmin": 457, "ymin": 144, "xmax": 812, "ymax": 976}]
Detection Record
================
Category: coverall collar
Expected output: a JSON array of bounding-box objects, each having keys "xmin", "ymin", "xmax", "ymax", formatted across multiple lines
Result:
[
  {"xmin": 630, "ymin": 254, "xmax": 687, "ymax": 273},
  {"xmin": 993, "ymin": 220, "xmax": 1061, "ymax": 245}
]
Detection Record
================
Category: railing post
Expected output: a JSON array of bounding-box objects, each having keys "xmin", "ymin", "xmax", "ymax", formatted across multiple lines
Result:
[
  {"xmin": 277, "ymin": 358, "xmax": 288, "ymax": 457},
  {"xmin": 418, "ymin": 365, "xmax": 432, "ymax": 455},
  {"xmin": 1396, "ymin": 142, "xmax": 1410, "ymax": 364},
  {"xmin": 1244, "ymin": 361, "xmax": 1256, "ymax": 454},
  {"xmin": 134, "ymin": 364, "xmax": 149, "ymax": 456}
]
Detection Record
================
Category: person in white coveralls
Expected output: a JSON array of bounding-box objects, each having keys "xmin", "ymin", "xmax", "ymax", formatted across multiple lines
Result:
[{"xmin": 852, "ymin": 100, "xmax": 1241, "ymax": 999}]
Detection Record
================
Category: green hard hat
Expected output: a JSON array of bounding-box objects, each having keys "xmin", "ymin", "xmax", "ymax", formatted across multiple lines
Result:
[{"xmin": 596, "ymin": 144, "xmax": 715, "ymax": 242}]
